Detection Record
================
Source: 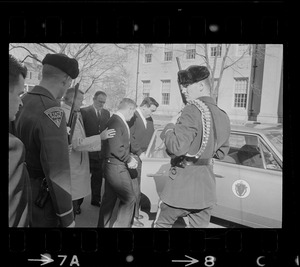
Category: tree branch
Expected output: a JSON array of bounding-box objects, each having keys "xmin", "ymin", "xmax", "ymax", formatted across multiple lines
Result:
[
  {"xmin": 59, "ymin": 43, "xmax": 68, "ymax": 54},
  {"xmin": 74, "ymin": 44, "xmax": 91, "ymax": 59},
  {"xmin": 224, "ymin": 44, "xmax": 251, "ymax": 69},
  {"xmin": 21, "ymin": 54, "xmax": 42, "ymax": 63},
  {"xmin": 211, "ymin": 44, "xmax": 231, "ymax": 97},
  {"xmin": 9, "ymin": 45, "xmax": 42, "ymax": 63},
  {"xmin": 84, "ymin": 63, "xmax": 119, "ymax": 94},
  {"xmin": 84, "ymin": 78, "xmax": 97, "ymax": 94},
  {"xmin": 36, "ymin": 43, "xmax": 58, "ymax": 53}
]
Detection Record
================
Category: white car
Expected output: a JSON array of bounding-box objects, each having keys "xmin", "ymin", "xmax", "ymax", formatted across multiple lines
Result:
[{"xmin": 141, "ymin": 123, "xmax": 282, "ymax": 228}]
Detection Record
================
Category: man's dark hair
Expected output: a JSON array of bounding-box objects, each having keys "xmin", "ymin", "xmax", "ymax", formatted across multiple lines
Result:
[
  {"xmin": 93, "ymin": 90, "xmax": 107, "ymax": 99},
  {"xmin": 9, "ymin": 54, "xmax": 27, "ymax": 89},
  {"xmin": 140, "ymin": 97, "xmax": 159, "ymax": 108}
]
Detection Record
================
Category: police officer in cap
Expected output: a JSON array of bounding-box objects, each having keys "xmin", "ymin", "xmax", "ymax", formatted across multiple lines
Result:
[
  {"xmin": 154, "ymin": 65, "xmax": 231, "ymax": 228},
  {"xmin": 15, "ymin": 53, "xmax": 79, "ymax": 227}
]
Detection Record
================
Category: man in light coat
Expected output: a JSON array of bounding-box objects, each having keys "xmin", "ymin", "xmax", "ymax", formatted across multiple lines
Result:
[
  {"xmin": 61, "ymin": 87, "xmax": 115, "ymax": 216},
  {"xmin": 9, "ymin": 54, "xmax": 32, "ymax": 227}
]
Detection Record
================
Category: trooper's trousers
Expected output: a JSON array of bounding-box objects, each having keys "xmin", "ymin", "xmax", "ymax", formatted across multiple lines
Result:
[{"xmin": 154, "ymin": 201, "xmax": 213, "ymax": 228}]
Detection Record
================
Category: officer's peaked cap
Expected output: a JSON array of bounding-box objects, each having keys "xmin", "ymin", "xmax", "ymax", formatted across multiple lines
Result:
[
  {"xmin": 42, "ymin": 53, "xmax": 79, "ymax": 79},
  {"xmin": 178, "ymin": 65, "xmax": 210, "ymax": 87}
]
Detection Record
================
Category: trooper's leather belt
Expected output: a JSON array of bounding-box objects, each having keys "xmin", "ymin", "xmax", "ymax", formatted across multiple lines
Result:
[{"xmin": 183, "ymin": 158, "xmax": 213, "ymax": 166}]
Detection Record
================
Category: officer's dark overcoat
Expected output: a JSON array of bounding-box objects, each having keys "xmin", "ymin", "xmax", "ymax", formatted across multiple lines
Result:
[{"xmin": 15, "ymin": 86, "xmax": 74, "ymax": 227}]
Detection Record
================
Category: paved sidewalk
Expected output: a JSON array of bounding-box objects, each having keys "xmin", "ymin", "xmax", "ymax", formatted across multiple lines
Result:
[{"xmin": 75, "ymin": 194, "xmax": 223, "ymax": 228}]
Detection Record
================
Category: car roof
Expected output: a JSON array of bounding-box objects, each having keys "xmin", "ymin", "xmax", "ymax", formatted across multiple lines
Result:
[
  {"xmin": 156, "ymin": 122, "xmax": 282, "ymax": 134},
  {"xmin": 230, "ymin": 122, "xmax": 282, "ymax": 134}
]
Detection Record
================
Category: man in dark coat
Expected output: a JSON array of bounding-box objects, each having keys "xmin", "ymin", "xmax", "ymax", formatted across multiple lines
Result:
[
  {"xmin": 128, "ymin": 97, "xmax": 159, "ymax": 227},
  {"xmin": 97, "ymin": 98, "xmax": 138, "ymax": 227},
  {"xmin": 154, "ymin": 65, "xmax": 231, "ymax": 228},
  {"xmin": 15, "ymin": 53, "xmax": 78, "ymax": 227},
  {"xmin": 9, "ymin": 54, "xmax": 32, "ymax": 227},
  {"xmin": 81, "ymin": 91, "xmax": 111, "ymax": 206}
]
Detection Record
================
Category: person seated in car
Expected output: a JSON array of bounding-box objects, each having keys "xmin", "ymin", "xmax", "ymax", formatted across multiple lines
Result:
[{"xmin": 237, "ymin": 144, "xmax": 264, "ymax": 168}]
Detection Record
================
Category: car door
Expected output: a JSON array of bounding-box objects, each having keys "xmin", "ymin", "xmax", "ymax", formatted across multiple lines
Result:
[
  {"xmin": 212, "ymin": 131, "xmax": 282, "ymax": 228},
  {"xmin": 140, "ymin": 128, "xmax": 171, "ymax": 212},
  {"xmin": 141, "ymin": 128, "xmax": 282, "ymax": 228}
]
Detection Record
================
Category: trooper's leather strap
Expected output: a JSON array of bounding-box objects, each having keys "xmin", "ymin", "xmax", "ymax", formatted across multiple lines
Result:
[{"xmin": 186, "ymin": 99, "xmax": 211, "ymax": 159}]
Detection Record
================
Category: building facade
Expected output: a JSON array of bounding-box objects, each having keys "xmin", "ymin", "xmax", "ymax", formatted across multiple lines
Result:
[
  {"xmin": 130, "ymin": 43, "xmax": 283, "ymax": 125},
  {"xmin": 23, "ymin": 57, "xmax": 42, "ymax": 92}
]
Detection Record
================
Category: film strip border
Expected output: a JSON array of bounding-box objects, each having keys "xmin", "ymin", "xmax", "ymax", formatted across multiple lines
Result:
[
  {"xmin": 8, "ymin": 16, "xmax": 285, "ymax": 42},
  {"xmin": 6, "ymin": 2, "xmax": 298, "ymax": 267},
  {"xmin": 9, "ymin": 229, "xmax": 299, "ymax": 266},
  {"xmin": 6, "ymin": 2, "xmax": 288, "ymax": 43}
]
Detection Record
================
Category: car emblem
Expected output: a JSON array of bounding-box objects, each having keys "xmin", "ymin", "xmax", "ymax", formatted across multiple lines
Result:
[
  {"xmin": 232, "ymin": 180, "xmax": 250, "ymax": 198},
  {"xmin": 171, "ymin": 167, "xmax": 177, "ymax": 175}
]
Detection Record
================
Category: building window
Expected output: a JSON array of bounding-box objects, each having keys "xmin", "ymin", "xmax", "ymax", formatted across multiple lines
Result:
[
  {"xmin": 234, "ymin": 78, "xmax": 248, "ymax": 108},
  {"xmin": 142, "ymin": 80, "xmax": 151, "ymax": 98},
  {"xmin": 186, "ymin": 44, "xmax": 196, "ymax": 59},
  {"xmin": 144, "ymin": 44, "xmax": 152, "ymax": 63},
  {"xmin": 164, "ymin": 44, "xmax": 173, "ymax": 61},
  {"xmin": 162, "ymin": 93, "xmax": 170, "ymax": 105},
  {"xmin": 237, "ymin": 44, "xmax": 251, "ymax": 56},
  {"xmin": 164, "ymin": 51, "xmax": 173, "ymax": 61},
  {"xmin": 161, "ymin": 80, "xmax": 171, "ymax": 105},
  {"xmin": 210, "ymin": 45, "xmax": 222, "ymax": 57},
  {"xmin": 145, "ymin": 54, "xmax": 152, "ymax": 63}
]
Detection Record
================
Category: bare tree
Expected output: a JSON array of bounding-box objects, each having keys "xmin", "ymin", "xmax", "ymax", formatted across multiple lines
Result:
[
  {"xmin": 9, "ymin": 43, "xmax": 131, "ymax": 109},
  {"xmin": 200, "ymin": 44, "xmax": 256, "ymax": 100}
]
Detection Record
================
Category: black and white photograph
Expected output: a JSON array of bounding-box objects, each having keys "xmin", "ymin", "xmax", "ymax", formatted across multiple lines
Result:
[{"xmin": 9, "ymin": 43, "xmax": 283, "ymax": 229}]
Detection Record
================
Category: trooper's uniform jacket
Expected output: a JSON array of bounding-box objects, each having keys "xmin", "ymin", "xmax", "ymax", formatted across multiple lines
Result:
[
  {"xmin": 160, "ymin": 96, "xmax": 231, "ymax": 210},
  {"xmin": 15, "ymin": 86, "xmax": 74, "ymax": 227}
]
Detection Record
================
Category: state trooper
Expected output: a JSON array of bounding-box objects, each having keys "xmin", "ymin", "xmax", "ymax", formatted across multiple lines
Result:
[
  {"xmin": 154, "ymin": 65, "xmax": 231, "ymax": 228},
  {"xmin": 15, "ymin": 53, "xmax": 79, "ymax": 227}
]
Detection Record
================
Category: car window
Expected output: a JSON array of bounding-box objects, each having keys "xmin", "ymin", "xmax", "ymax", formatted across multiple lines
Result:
[
  {"xmin": 265, "ymin": 131, "xmax": 282, "ymax": 155},
  {"xmin": 222, "ymin": 133, "xmax": 264, "ymax": 169},
  {"xmin": 148, "ymin": 130, "xmax": 281, "ymax": 171},
  {"xmin": 147, "ymin": 130, "xmax": 169, "ymax": 159},
  {"xmin": 260, "ymin": 141, "xmax": 282, "ymax": 171}
]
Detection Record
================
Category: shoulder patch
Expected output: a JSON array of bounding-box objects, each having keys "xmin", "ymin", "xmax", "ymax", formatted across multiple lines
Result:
[{"xmin": 44, "ymin": 107, "xmax": 64, "ymax": 128}]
